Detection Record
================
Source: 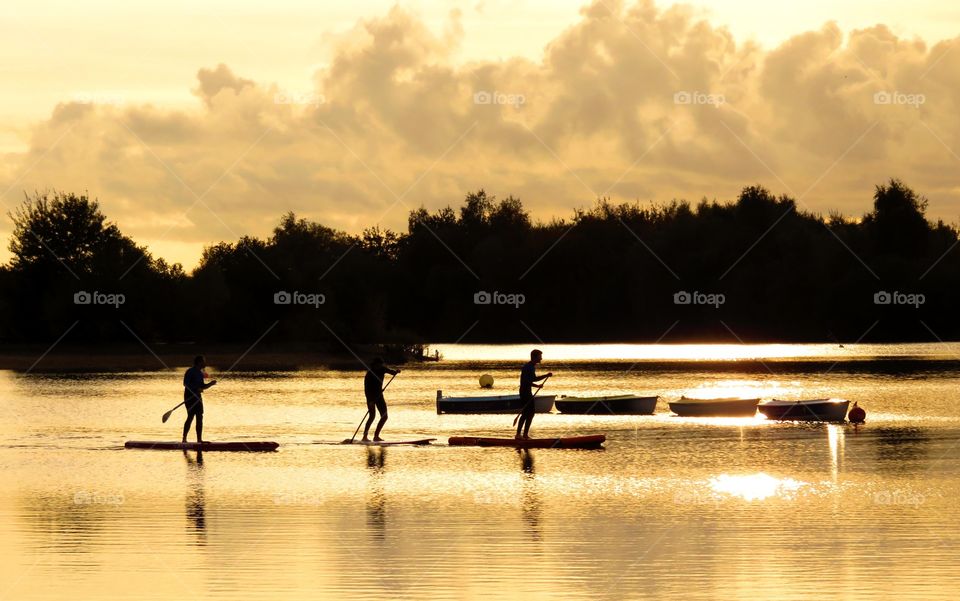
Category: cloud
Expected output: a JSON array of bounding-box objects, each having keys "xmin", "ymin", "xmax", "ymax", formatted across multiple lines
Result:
[{"xmin": 2, "ymin": 0, "xmax": 959, "ymax": 268}]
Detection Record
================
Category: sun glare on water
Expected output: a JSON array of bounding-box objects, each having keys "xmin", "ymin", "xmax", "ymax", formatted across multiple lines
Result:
[{"xmin": 710, "ymin": 473, "xmax": 805, "ymax": 501}]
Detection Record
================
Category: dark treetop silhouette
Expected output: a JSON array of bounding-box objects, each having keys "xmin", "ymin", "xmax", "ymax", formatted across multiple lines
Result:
[{"xmin": 1, "ymin": 180, "xmax": 957, "ymax": 347}]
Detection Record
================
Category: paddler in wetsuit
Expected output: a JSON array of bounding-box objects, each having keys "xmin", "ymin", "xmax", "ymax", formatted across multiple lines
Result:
[
  {"xmin": 516, "ymin": 349, "xmax": 552, "ymax": 439},
  {"xmin": 182, "ymin": 355, "xmax": 217, "ymax": 443},
  {"xmin": 363, "ymin": 357, "xmax": 399, "ymax": 442}
]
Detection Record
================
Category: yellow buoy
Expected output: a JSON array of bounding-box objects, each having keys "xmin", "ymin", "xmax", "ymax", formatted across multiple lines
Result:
[{"xmin": 479, "ymin": 374, "xmax": 494, "ymax": 388}]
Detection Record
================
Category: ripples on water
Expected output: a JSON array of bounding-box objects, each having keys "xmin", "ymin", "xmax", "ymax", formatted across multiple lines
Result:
[{"xmin": 1, "ymin": 344, "xmax": 959, "ymax": 600}]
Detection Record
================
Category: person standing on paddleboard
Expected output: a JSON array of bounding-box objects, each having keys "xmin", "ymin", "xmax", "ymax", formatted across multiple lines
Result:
[
  {"xmin": 363, "ymin": 357, "xmax": 399, "ymax": 442},
  {"xmin": 516, "ymin": 349, "xmax": 552, "ymax": 439},
  {"xmin": 182, "ymin": 355, "xmax": 217, "ymax": 443}
]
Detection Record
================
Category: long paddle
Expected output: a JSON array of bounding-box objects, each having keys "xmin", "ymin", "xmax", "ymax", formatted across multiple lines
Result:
[
  {"xmin": 513, "ymin": 374, "xmax": 551, "ymax": 427},
  {"xmin": 161, "ymin": 401, "xmax": 186, "ymax": 423},
  {"xmin": 343, "ymin": 372, "xmax": 397, "ymax": 444}
]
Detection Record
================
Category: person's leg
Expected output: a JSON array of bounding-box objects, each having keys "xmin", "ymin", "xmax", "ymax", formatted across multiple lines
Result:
[
  {"xmin": 521, "ymin": 403, "xmax": 535, "ymax": 438},
  {"xmin": 182, "ymin": 413, "xmax": 195, "ymax": 443},
  {"xmin": 373, "ymin": 397, "xmax": 388, "ymax": 441},
  {"xmin": 363, "ymin": 399, "xmax": 376, "ymax": 441},
  {"xmin": 196, "ymin": 411, "xmax": 204, "ymax": 443},
  {"xmin": 516, "ymin": 396, "xmax": 532, "ymax": 438}
]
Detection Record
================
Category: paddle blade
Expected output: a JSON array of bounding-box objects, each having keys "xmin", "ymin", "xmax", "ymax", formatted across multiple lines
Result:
[
  {"xmin": 341, "ymin": 439, "xmax": 356, "ymax": 445},
  {"xmin": 161, "ymin": 410, "xmax": 173, "ymax": 423}
]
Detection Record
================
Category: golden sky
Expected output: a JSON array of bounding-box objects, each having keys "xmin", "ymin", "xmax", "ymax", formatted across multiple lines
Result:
[{"xmin": 1, "ymin": 0, "xmax": 959, "ymax": 268}]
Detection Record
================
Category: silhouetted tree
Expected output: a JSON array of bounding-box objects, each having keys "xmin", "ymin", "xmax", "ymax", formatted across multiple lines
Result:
[{"xmin": 2, "ymin": 181, "xmax": 958, "ymax": 345}]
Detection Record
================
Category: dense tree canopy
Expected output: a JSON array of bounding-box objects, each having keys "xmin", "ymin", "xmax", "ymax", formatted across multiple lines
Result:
[{"xmin": 1, "ymin": 181, "xmax": 956, "ymax": 345}]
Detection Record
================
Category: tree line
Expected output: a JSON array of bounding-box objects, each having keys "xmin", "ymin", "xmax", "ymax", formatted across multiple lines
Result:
[{"xmin": 1, "ymin": 180, "xmax": 956, "ymax": 347}]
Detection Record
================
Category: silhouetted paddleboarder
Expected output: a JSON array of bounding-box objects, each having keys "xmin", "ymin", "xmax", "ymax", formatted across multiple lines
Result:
[
  {"xmin": 364, "ymin": 357, "xmax": 399, "ymax": 442},
  {"xmin": 516, "ymin": 349, "xmax": 552, "ymax": 439},
  {"xmin": 182, "ymin": 355, "xmax": 217, "ymax": 443}
]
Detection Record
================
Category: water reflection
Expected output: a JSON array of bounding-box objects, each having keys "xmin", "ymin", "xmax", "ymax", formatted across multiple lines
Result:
[
  {"xmin": 827, "ymin": 424, "xmax": 844, "ymax": 482},
  {"xmin": 873, "ymin": 427, "xmax": 932, "ymax": 469},
  {"xmin": 518, "ymin": 450, "xmax": 542, "ymax": 542},
  {"xmin": 183, "ymin": 450, "xmax": 206, "ymax": 542},
  {"xmin": 4, "ymin": 359, "xmax": 960, "ymax": 601},
  {"xmin": 366, "ymin": 447, "xmax": 386, "ymax": 542}
]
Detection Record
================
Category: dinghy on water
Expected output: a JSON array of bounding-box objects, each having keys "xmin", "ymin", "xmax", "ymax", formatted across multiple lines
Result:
[
  {"xmin": 758, "ymin": 399, "xmax": 850, "ymax": 422},
  {"xmin": 448, "ymin": 435, "xmax": 605, "ymax": 449},
  {"xmin": 124, "ymin": 441, "xmax": 279, "ymax": 452},
  {"xmin": 436, "ymin": 391, "xmax": 556, "ymax": 414},
  {"xmin": 668, "ymin": 397, "xmax": 760, "ymax": 417},
  {"xmin": 555, "ymin": 394, "xmax": 658, "ymax": 415}
]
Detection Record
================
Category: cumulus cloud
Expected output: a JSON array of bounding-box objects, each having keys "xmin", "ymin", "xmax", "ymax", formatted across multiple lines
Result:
[{"xmin": 2, "ymin": 0, "xmax": 959, "ymax": 267}]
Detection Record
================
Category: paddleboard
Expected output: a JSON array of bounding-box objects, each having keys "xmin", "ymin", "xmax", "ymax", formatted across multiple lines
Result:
[
  {"xmin": 447, "ymin": 435, "xmax": 605, "ymax": 449},
  {"xmin": 124, "ymin": 441, "xmax": 279, "ymax": 452},
  {"xmin": 341, "ymin": 438, "xmax": 436, "ymax": 447}
]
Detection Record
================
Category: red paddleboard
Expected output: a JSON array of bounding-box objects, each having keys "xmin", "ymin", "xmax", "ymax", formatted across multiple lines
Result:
[
  {"xmin": 448, "ymin": 435, "xmax": 605, "ymax": 449},
  {"xmin": 124, "ymin": 441, "xmax": 279, "ymax": 452},
  {"xmin": 341, "ymin": 438, "xmax": 436, "ymax": 446}
]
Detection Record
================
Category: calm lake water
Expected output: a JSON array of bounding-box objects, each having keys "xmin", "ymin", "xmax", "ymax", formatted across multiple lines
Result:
[{"xmin": 2, "ymin": 343, "xmax": 959, "ymax": 600}]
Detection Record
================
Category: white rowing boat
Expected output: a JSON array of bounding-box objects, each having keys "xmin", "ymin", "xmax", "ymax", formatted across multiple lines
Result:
[
  {"xmin": 436, "ymin": 391, "xmax": 555, "ymax": 414},
  {"xmin": 758, "ymin": 398, "xmax": 850, "ymax": 422},
  {"xmin": 668, "ymin": 397, "xmax": 759, "ymax": 417}
]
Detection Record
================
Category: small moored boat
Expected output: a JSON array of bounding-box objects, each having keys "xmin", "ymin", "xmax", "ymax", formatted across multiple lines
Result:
[
  {"xmin": 555, "ymin": 395, "xmax": 658, "ymax": 415},
  {"xmin": 448, "ymin": 434, "xmax": 605, "ymax": 449},
  {"xmin": 124, "ymin": 441, "xmax": 279, "ymax": 452},
  {"xmin": 436, "ymin": 391, "xmax": 555, "ymax": 414},
  {"xmin": 758, "ymin": 398, "xmax": 850, "ymax": 422},
  {"xmin": 668, "ymin": 397, "xmax": 759, "ymax": 417}
]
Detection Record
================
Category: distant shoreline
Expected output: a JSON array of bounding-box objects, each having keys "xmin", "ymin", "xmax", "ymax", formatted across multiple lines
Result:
[{"xmin": 3, "ymin": 341, "xmax": 959, "ymax": 372}]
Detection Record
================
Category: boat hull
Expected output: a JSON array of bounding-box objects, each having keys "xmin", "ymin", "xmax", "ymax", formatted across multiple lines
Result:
[
  {"xmin": 555, "ymin": 395, "xmax": 657, "ymax": 415},
  {"xmin": 436, "ymin": 393, "xmax": 555, "ymax": 415},
  {"xmin": 448, "ymin": 435, "xmax": 605, "ymax": 449},
  {"xmin": 759, "ymin": 399, "xmax": 850, "ymax": 422},
  {"xmin": 124, "ymin": 441, "xmax": 279, "ymax": 452},
  {"xmin": 668, "ymin": 397, "xmax": 759, "ymax": 417}
]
